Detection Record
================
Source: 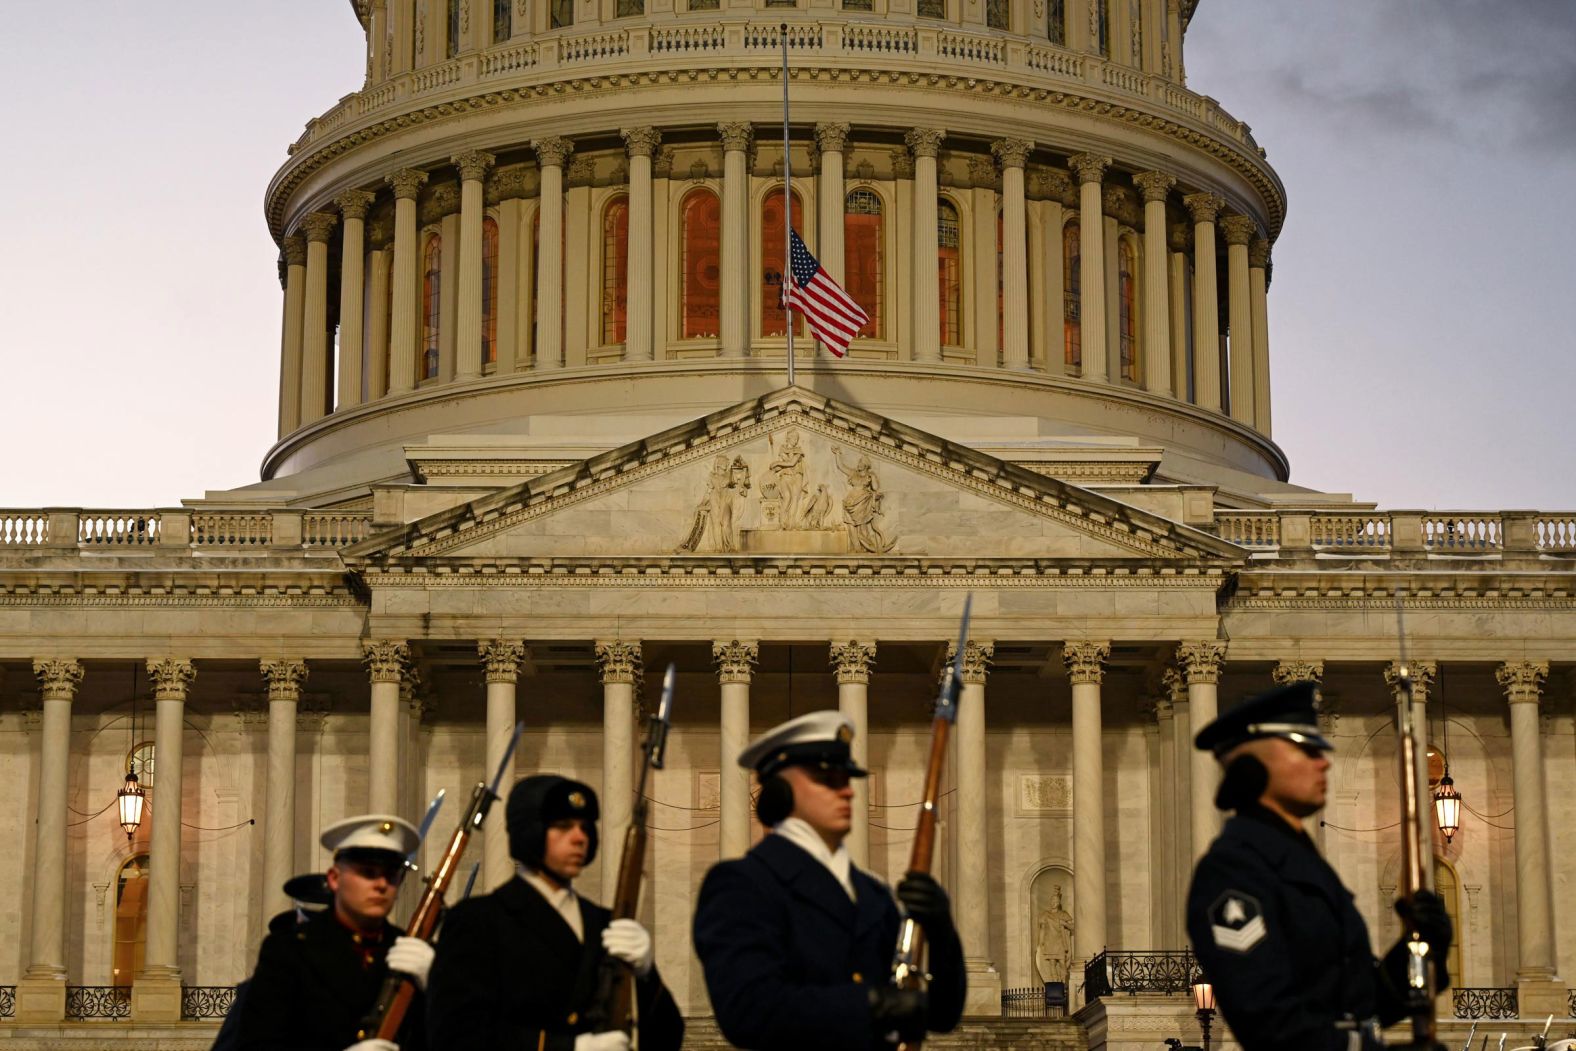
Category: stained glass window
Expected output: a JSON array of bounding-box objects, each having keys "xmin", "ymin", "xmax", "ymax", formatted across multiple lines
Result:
[
  {"xmin": 844, "ymin": 189, "xmax": 883, "ymax": 340},
  {"xmin": 1063, "ymin": 222, "xmax": 1081, "ymax": 370},
  {"xmin": 448, "ymin": 0, "xmax": 462, "ymax": 57},
  {"xmin": 681, "ymin": 190, "xmax": 721, "ymax": 339},
  {"xmin": 422, "ymin": 234, "xmax": 442, "ymax": 379},
  {"xmin": 602, "ymin": 196, "xmax": 630, "ymax": 345},
  {"xmin": 938, "ymin": 199, "xmax": 961, "ymax": 347}
]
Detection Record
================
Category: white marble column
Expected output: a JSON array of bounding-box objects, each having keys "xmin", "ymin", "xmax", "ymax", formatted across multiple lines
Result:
[
  {"xmin": 260, "ymin": 660, "xmax": 308, "ymax": 921},
  {"xmin": 950, "ymin": 639, "xmax": 1000, "ymax": 1014},
  {"xmin": 1249, "ymin": 238, "xmax": 1272, "ymax": 434},
  {"xmin": 717, "ymin": 123, "xmax": 752, "ymax": 358},
  {"xmin": 15, "ymin": 659, "xmax": 84, "ymax": 1022},
  {"xmin": 532, "ymin": 138, "xmax": 572, "ymax": 370},
  {"xmin": 495, "ymin": 192, "xmax": 522, "ymax": 373},
  {"xmin": 1063, "ymin": 641, "xmax": 1110, "ymax": 968},
  {"xmin": 1383, "ymin": 659, "xmax": 1434, "ymax": 870},
  {"xmin": 621, "ymin": 128, "xmax": 660, "ymax": 361},
  {"xmin": 1177, "ymin": 641, "xmax": 1225, "ymax": 860},
  {"xmin": 713, "ymin": 640, "xmax": 758, "ymax": 859},
  {"xmin": 1133, "ymin": 171, "xmax": 1175, "ymax": 395},
  {"xmin": 907, "ymin": 128, "xmax": 945, "ymax": 363},
  {"xmin": 830, "ymin": 640, "xmax": 876, "ymax": 867},
  {"xmin": 133, "ymin": 657, "xmax": 195, "ymax": 1022},
  {"xmin": 480, "ymin": 639, "xmax": 525, "ymax": 893},
  {"xmin": 993, "ymin": 139, "xmax": 1033, "ymax": 370},
  {"xmin": 1220, "ymin": 214, "xmax": 1257, "ymax": 425},
  {"xmin": 1497, "ymin": 660, "xmax": 1564, "ymax": 1008},
  {"xmin": 453, "ymin": 150, "xmax": 496, "ymax": 381},
  {"xmin": 1068, "ymin": 153, "xmax": 1110, "ymax": 382},
  {"xmin": 385, "ymin": 168, "xmax": 428, "ymax": 393},
  {"xmin": 300, "ymin": 212, "xmax": 338, "ymax": 425},
  {"xmin": 816, "ymin": 123, "xmax": 850, "ymax": 283},
  {"xmin": 1183, "ymin": 192, "xmax": 1224, "ymax": 411},
  {"xmin": 595, "ymin": 641, "xmax": 642, "ymax": 902},
  {"xmin": 366, "ymin": 240, "xmax": 392, "ymax": 399},
  {"xmin": 277, "ymin": 236, "xmax": 307, "ymax": 436},
  {"xmin": 1166, "ymin": 221, "xmax": 1190, "ymax": 400},
  {"xmin": 334, "ymin": 190, "xmax": 375, "ymax": 410},
  {"xmin": 1162, "ymin": 667, "xmax": 1192, "ymax": 939},
  {"xmin": 362, "ymin": 640, "xmax": 409, "ymax": 815}
]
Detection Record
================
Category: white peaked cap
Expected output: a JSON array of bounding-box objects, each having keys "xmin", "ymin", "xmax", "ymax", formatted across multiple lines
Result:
[
  {"xmin": 320, "ymin": 813, "xmax": 421, "ymax": 858},
  {"xmin": 737, "ymin": 709, "xmax": 864, "ymax": 777}
]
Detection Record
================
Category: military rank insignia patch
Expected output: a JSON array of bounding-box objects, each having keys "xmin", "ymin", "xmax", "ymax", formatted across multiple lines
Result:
[{"xmin": 1209, "ymin": 891, "xmax": 1266, "ymax": 953}]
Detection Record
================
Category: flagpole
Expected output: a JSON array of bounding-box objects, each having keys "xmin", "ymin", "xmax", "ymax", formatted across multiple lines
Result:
[{"xmin": 781, "ymin": 23, "xmax": 795, "ymax": 389}]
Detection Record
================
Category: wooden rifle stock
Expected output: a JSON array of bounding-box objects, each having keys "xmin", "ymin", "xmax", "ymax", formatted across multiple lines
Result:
[{"xmin": 1392, "ymin": 596, "xmax": 1439, "ymax": 1049}]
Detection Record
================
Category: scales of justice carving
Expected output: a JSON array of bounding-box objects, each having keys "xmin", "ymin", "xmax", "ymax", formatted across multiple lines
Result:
[{"xmin": 677, "ymin": 429, "xmax": 900, "ymax": 555}]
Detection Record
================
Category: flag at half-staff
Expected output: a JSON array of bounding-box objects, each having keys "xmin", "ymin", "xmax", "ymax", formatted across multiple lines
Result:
[{"xmin": 783, "ymin": 229, "xmax": 870, "ymax": 357}]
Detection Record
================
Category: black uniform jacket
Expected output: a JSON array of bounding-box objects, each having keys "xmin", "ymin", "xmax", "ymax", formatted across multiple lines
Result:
[
  {"xmin": 1186, "ymin": 807, "xmax": 1406, "ymax": 1051},
  {"xmin": 693, "ymin": 834, "xmax": 966, "ymax": 1051},
  {"xmin": 233, "ymin": 907, "xmax": 426, "ymax": 1051},
  {"xmin": 425, "ymin": 875, "xmax": 683, "ymax": 1051}
]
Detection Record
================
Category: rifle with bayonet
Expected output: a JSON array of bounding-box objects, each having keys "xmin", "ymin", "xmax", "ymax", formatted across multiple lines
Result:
[
  {"xmin": 359, "ymin": 720, "xmax": 525, "ymax": 1042},
  {"xmin": 1392, "ymin": 594, "xmax": 1439, "ymax": 1050},
  {"xmin": 585, "ymin": 663, "xmax": 677, "ymax": 1041},
  {"xmin": 890, "ymin": 595, "xmax": 971, "ymax": 1051}
]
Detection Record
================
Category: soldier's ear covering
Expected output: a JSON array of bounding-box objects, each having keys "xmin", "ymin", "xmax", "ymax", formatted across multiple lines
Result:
[
  {"xmin": 756, "ymin": 775, "xmax": 794, "ymax": 826},
  {"xmin": 1214, "ymin": 754, "xmax": 1269, "ymax": 810}
]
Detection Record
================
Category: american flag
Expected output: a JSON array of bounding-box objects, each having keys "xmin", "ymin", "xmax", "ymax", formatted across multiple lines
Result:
[{"xmin": 783, "ymin": 229, "xmax": 869, "ymax": 358}]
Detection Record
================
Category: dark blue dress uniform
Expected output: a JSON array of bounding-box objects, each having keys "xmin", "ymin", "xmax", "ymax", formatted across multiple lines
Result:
[
  {"xmin": 693, "ymin": 833, "xmax": 966, "ymax": 1051},
  {"xmin": 1187, "ymin": 806, "xmax": 1408, "ymax": 1051}
]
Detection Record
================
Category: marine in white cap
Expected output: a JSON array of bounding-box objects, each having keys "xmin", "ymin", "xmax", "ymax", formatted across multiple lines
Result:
[
  {"xmin": 692, "ymin": 711, "xmax": 966, "ymax": 1051},
  {"xmin": 230, "ymin": 814, "xmax": 434, "ymax": 1051}
]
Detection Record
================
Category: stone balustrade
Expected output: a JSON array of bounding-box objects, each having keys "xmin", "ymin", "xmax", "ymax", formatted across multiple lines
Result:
[{"xmin": 0, "ymin": 509, "xmax": 371, "ymax": 552}]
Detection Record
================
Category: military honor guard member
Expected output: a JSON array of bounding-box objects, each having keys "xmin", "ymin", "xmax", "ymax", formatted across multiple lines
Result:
[
  {"xmin": 425, "ymin": 775, "xmax": 683, "ymax": 1051},
  {"xmin": 1186, "ymin": 683, "xmax": 1452, "ymax": 1051},
  {"xmin": 233, "ymin": 815, "xmax": 435, "ymax": 1051},
  {"xmin": 692, "ymin": 711, "xmax": 966, "ymax": 1051}
]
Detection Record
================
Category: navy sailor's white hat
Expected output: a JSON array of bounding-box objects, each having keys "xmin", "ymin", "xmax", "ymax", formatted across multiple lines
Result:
[
  {"xmin": 319, "ymin": 814, "xmax": 420, "ymax": 860},
  {"xmin": 738, "ymin": 710, "xmax": 868, "ymax": 778}
]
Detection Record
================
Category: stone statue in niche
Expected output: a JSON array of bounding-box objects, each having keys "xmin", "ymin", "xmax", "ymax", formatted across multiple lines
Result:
[
  {"xmin": 831, "ymin": 447, "xmax": 896, "ymax": 553},
  {"xmin": 678, "ymin": 454, "xmax": 752, "ymax": 553},
  {"xmin": 1034, "ymin": 883, "xmax": 1074, "ymax": 986}
]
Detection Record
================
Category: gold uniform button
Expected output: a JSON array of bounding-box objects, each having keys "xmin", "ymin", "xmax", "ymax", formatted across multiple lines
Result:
[
  {"xmin": 851, "ymin": 972, "xmax": 863, "ymax": 983},
  {"xmin": 567, "ymin": 1012, "xmax": 578, "ymax": 1025}
]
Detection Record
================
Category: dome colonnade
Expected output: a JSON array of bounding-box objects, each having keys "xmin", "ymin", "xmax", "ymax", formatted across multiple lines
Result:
[{"xmin": 266, "ymin": 0, "xmax": 1283, "ymax": 485}]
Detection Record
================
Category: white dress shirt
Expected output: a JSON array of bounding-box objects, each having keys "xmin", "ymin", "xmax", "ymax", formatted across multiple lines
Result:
[
  {"xmin": 515, "ymin": 862, "xmax": 585, "ymax": 942},
  {"xmin": 773, "ymin": 816, "xmax": 856, "ymax": 901}
]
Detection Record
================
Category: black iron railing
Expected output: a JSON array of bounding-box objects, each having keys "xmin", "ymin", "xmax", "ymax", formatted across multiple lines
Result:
[
  {"xmin": 1452, "ymin": 987, "xmax": 1518, "ymax": 1019},
  {"xmin": 1569, "ymin": 987, "xmax": 1576, "ymax": 1018},
  {"xmin": 181, "ymin": 985, "xmax": 238, "ymax": 1020},
  {"xmin": 1084, "ymin": 950, "xmax": 1201, "ymax": 1000},
  {"xmin": 0, "ymin": 985, "xmax": 14, "ymax": 1018},
  {"xmin": 1001, "ymin": 984, "xmax": 1068, "ymax": 1018},
  {"xmin": 65, "ymin": 985, "xmax": 131, "ymax": 1020}
]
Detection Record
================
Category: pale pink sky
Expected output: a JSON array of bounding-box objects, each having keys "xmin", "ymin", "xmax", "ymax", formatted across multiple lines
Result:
[{"xmin": 2, "ymin": 1, "xmax": 1571, "ymax": 510}]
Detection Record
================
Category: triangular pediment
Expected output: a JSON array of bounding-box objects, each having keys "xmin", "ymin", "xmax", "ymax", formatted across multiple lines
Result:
[{"xmin": 344, "ymin": 389, "xmax": 1245, "ymax": 568}]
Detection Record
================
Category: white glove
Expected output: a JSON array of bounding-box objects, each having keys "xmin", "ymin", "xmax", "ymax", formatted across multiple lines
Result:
[
  {"xmin": 385, "ymin": 936, "xmax": 435, "ymax": 991},
  {"xmin": 600, "ymin": 918, "xmax": 654, "ymax": 978},
  {"xmin": 343, "ymin": 1041, "xmax": 398, "ymax": 1051},
  {"xmin": 574, "ymin": 1033, "xmax": 631, "ymax": 1051}
]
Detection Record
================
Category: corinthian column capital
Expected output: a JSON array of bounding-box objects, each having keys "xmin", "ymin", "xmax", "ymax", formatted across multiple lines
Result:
[
  {"xmin": 717, "ymin": 122, "xmax": 754, "ymax": 152},
  {"xmin": 1175, "ymin": 640, "xmax": 1226, "ymax": 685},
  {"xmin": 1384, "ymin": 660, "xmax": 1436, "ymax": 700},
  {"xmin": 362, "ymin": 639, "xmax": 410, "ymax": 684},
  {"xmin": 815, "ymin": 121, "xmax": 851, "ymax": 154},
  {"xmin": 532, "ymin": 137, "xmax": 575, "ymax": 168},
  {"xmin": 147, "ymin": 658, "xmax": 196, "ymax": 700},
  {"xmin": 452, "ymin": 149, "xmax": 497, "ymax": 183},
  {"xmin": 595, "ymin": 640, "xmax": 643, "ymax": 686},
  {"xmin": 1272, "ymin": 659, "xmax": 1324, "ymax": 686},
  {"xmin": 335, "ymin": 189, "xmax": 378, "ymax": 221},
  {"xmin": 1497, "ymin": 660, "xmax": 1549, "ymax": 704},
  {"xmin": 904, "ymin": 127, "xmax": 946, "ymax": 160},
  {"xmin": 1067, "ymin": 151, "xmax": 1111, "ymax": 185},
  {"xmin": 1062, "ymin": 641, "xmax": 1110, "ymax": 685},
  {"xmin": 301, "ymin": 211, "xmax": 339, "ymax": 243},
  {"xmin": 32, "ymin": 658, "xmax": 84, "ymax": 701},
  {"xmin": 830, "ymin": 640, "xmax": 877, "ymax": 685},
  {"xmin": 480, "ymin": 639, "xmax": 527, "ymax": 684},
  {"xmin": 1182, "ymin": 192, "xmax": 1226, "ymax": 225},
  {"xmin": 990, "ymin": 137, "xmax": 1034, "ymax": 170},
  {"xmin": 385, "ymin": 167, "xmax": 429, "ymax": 200},
  {"xmin": 260, "ymin": 659, "xmax": 309, "ymax": 701},
  {"xmin": 282, "ymin": 235, "xmax": 308, "ymax": 267},
  {"xmin": 1219, "ymin": 214, "xmax": 1257, "ymax": 246},
  {"xmin": 1132, "ymin": 170, "xmax": 1176, "ymax": 204},
  {"xmin": 712, "ymin": 640, "xmax": 759, "ymax": 684},
  {"xmin": 945, "ymin": 640, "xmax": 994, "ymax": 685},
  {"xmin": 1248, "ymin": 238, "xmax": 1271, "ymax": 269},
  {"xmin": 621, "ymin": 126, "xmax": 661, "ymax": 159}
]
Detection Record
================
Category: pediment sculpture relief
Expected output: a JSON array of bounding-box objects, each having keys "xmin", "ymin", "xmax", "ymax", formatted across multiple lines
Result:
[{"xmin": 676, "ymin": 429, "xmax": 900, "ymax": 555}]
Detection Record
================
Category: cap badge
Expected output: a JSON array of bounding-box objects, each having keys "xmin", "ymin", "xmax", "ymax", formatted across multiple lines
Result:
[
  {"xmin": 380, "ymin": 822, "xmax": 393, "ymax": 833},
  {"xmin": 568, "ymin": 791, "xmax": 586, "ymax": 809},
  {"xmin": 836, "ymin": 725, "xmax": 853, "ymax": 744}
]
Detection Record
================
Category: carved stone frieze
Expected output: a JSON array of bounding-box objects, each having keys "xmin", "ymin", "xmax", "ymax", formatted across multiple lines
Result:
[
  {"xmin": 489, "ymin": 165, "xmax": 531, "ymax": 202},
  {"xmin": 1062, "ymin": 640, "xmax": 1110, "ymax": 684},
  {"xmin": 566, "ymin": 157, "xmax": 594, "ymax": 186},
  {"xmin": 830, "ymin": 640, "xmax": 876, "ymax": 685},
  {"xmin": 1271, "ymin": 659, "xmax": 1323, "ymax": 686},
  {"xmin": 891, "ymin": 150, "xmax": 915, "ymax": 179},
  {"xmin": 967, "ymin": 155, "xmax": 998, "ymax": 188},
  {"xmin": 653, "ymin": 147, "xmax": 675, "ymax": 178},
  {"xmin": 712, "ymin": 640, "xmax": 758, "ymax": 684},
  {"xmin": 420, "ymin": 183, "xmax": 460, "ymax": 224},
  {"xmin": 33, "ymin": 658, "xmax": 84, "ymax": 701},
  {"xmin": 1102, "ymin": 186, "xmax": 1137, "ymax": 223}
]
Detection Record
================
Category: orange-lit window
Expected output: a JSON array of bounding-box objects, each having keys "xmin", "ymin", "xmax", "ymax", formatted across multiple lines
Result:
[
  {"xmin": 1118, "ymin": 237, "xmax": 1138, "ymax": 382},
  {"xmin": 844, "ymin": 189, "xmax": 883, "ymax": 340},
  {"xmin": 602, "ymin": 195, "xmax": 630, "ymax": 345},
  {"xmin": 681, "ymin": 189, "xmax": 721, "ymax": 339},
  {"xmin": 422, "ymin": 233, "xmax": 442, "ymax": 379},
  {"xmin": 1063, "ymin": 221, "xmax": 1080, "ymax": 370},
  {"xmin": 996, "ymin": 211, "xmax": 1004, "ymax": 353},
  {"xmin": 761, "ymin": 188, "xmax": 805, "ymax": 338},
  {"xmin": 482, "ymin": 217, "xmax": 499, "ymax": 365},
  {"xmin": 938, "ymin": 200, "xmax": 961, "ymax": 347},
  {"xmin": 113, "ymin": 854, "xmax": 150, "ymax": 984}
]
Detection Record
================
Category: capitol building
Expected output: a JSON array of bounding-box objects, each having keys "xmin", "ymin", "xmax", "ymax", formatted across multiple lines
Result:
[{"xmin": 1, "ymin": 0, "xmax": 1571, "ymax": 1047}]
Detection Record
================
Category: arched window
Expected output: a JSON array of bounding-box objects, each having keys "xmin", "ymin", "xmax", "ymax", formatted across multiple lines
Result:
[
  {"xmin": 1062, "ymin": 221, "xmax": 1081, "ymax": 370},
  {"xmin": 918, "ymin": 0, "xmax": 945, "ymax": 18},
  {"xmin": 1093, "ymin": 0, "xmax": 1109, "ymax": 55},
  {"xmin": 761, "ymin": 189, "xmax": 805, "ymax": 338},
  {"xmin": 938, "ymin": 200, "xmax": 962, "ymax": 347},
  {"xmin": 602, "ymin": 195, "xmax": 630, "ymax": 346},
  {"xmin": 987, "ymin": 0, "xmax": 1009, "ymax": 30},
  {"xmin": 844, "ymin": 189, "xmax": 883, "ymax": 340},
  {"xmin": 996, "ymin": 211, "xmax": 1005, "ymax": 353},
  {"xmin": 482, "ymin": 217, "xmax": 500, "ymax": 365},
  {"xmin": 113, "ymin": 853, "xmax": 150, "ymax": 985},
  {"xmin": 1118, "ymin": 236, "xmax": 1138, "ymax": 382},
  {"xmin": 421, "ymin": 233, "xmax": 442, "ymax": 380},
  {"xmin": 1047, "ymin": 0, "xmax": 1065, "ymax": 44},
  {"xmin": 1433, "ymin": 857, "xmax": 1463, "ymax": 985},
  {"xmin": 551, "ymin": 0, "xmax": 574, "ymax": 28},
  {"xmin": 448, "ymin": 0, "xmax": 462, "ymax": 57},
  {"xmin": 1181, "ymin": 260, "xmax": 1195, "ymax": 399},
  {"xmin": 494, "ymin": 0, "xmax": 512, "ymax": 42},
  {"xmin": 617, "ymin": 0, "xmax": 645, "ymax": 15},
  {"xmin": 681, "ymin": 189, "xmax": 721, "ymax": 339}
]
